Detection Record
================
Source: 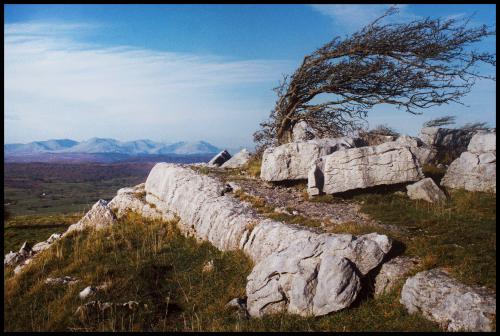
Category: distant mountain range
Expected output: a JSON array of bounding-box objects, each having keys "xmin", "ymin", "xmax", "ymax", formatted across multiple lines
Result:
[{"xmin": 5, "ymin": 138, "xmax": 222, "ymax": 156}]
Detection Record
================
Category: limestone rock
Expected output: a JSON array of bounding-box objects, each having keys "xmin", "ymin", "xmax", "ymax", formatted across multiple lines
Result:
[
  {"xmin": 374, "ymin": 257, "xmax": 419, "ymax": 297},
  {"xmin": 208, "ymin": 150, "xmax": 231, "ymax": 167},
  {"xmin": 467, "ymin": 131, "xmax": 496, "ymax": 153},
  {"xmin": 291, "ymin": 120, "xmax": 317, "ymax": 142},
  {"xmin": 401, "ymin": 268, "xmax": 496, "ymax": 332},
  {"xmin": 45, "ymin": 276, "xmax": 80, "ymax": 286},
  {"xmin": 79, "ymin": 286, "xmax": 98, "ymax": 300},
  {"xmin": 247, "ymin": 253, "xmax": 360, "ymax": 317},
  {"xmin": 261, "ymin": 137, "xmax": 359, "ymax": 182},
  {"xmin": 64, "ymin": 199, "xmax": 117, "ymax": 236},
  {"xmin": 221, "ymin": 149, "xmax": 251, "ymax": 168},
  {"xmin": 441, "ymin": 132, "xmax": 496, "ymax": 193},
  {"xmin": 308, "ymin": 141, "xmax": 424, "ymax": 195},
  {"xmin": 202, "ymin": 260, "xmax": 214, "ymax": 273},
  {"xmin": 406, "ymin": 178, "xmax": 447, "ymax": 203},
  {"xmin": 109, "ymin": 183, "xmax": 174, "ymax": 221}
]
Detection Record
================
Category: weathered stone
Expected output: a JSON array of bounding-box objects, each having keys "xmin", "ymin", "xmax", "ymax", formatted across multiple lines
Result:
[
  {"xmin": 374, "ymin": 256, "xmax": 419, "ymax": 297},
  {"xmin": 308, "ymin": 141, "xmax": 424, "ymax": 195},
  {"xmin": 120, "ymin": 163, "xmax": 393, "ymax": 317},
  {"xmin": 45, "ymin": 276, "xmax": 80, "ymax": 286},
  {"xmin": 261, "ymin": 137, "xmax": 359, "ymax": 182},
  {"xmin": 79, "ymin": 286, "xmax": 98, "ymax": 300},
  {"xmin": 401, "ymin": 268, "xmax": 496, "ymax": 332},
  {"xmin": 109, "ymin": 183, "xmax": 174, "ymax": 221},
  {"xmin": 202, "ymin": 260, "xmax": 214, "ymax": 273},
  {"xmin": 208, "ymin": 150, "xmax": 231, "ymax": 167},
  {"xmin": 441, "ymin": 132, "xmax": 496, "ymax": 193},
  {"xmin": 406, "ymin": 178, "xmax": 447, "ymax": 203},
  {"xmin": 291, "ymin": 120, "xmax": 317, "ymax": 142},
  {"xmin": 221, "ymin": 149, "xmax": 251, "ymax": 168},
  {"xmin": 64, "ymin": 199, "xmax": 117, "ymax": 236},
  {"xmin": 467, "ymin": 132, "xmax": 496, "ymax": 154}
]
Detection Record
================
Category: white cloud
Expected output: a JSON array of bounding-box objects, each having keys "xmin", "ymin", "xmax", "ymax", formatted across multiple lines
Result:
[
  {"xmin": 4, "ymin": 22, "xmax": 290, "ymax": 147},
  {"xmin": 311, "ymin": 4, "xmax": 420, "ymax": 32}
]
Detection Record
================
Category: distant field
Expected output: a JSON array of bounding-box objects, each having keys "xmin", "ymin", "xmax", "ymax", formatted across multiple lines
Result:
[{"xmin": 4, "ymin": 162, "xmax": 156, "ymax": 216}]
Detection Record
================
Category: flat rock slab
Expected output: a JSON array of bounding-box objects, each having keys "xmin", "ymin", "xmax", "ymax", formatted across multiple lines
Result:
[
  {"xmin": 401, "ymin": 268, "xmax": 496, "ymax": 332},
  {"xmin": 261, "ymin": 137, "xmax": 359, "ymax": 182},
  {"xmin": 308, "ymin": 140, "xmax": 424, "ymax": 195}
]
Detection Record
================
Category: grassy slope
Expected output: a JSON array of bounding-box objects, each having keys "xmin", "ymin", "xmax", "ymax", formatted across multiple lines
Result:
[{"xmin": 4, "ymin": 212, "xmax": 440, "ymax": 332}]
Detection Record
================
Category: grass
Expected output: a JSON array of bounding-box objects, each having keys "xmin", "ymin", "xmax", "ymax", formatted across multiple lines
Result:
[
  {"xmin": 233, "ymin": 189, "xmax": 323, "ymax": 229},
  {"xmin": 4, "ymin": 211, "xmax": 440, "ymax": 332},
  {"xmin": 4, "ymin": 213, "xmax": 82, "ymax": 254},
  {"xmin": 313, "ymin": 188, "xmax": 496, "ymax": 290}
]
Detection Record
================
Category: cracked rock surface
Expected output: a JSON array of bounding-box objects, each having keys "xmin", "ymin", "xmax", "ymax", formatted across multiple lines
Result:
[{"xmin": 401, "ymin": 268, "xmax": 496, "ymax": 332}]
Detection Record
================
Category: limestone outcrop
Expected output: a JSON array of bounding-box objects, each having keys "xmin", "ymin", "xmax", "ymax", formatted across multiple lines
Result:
[
  {"xmin": 406, "ymin": 178, "xmax": 447, "ymax": 203},
  {"xmin": 401, "ymin": 268, "xmax": 496, "ymax": 332},
  {"xmin": 221, "ymin": 149, "xmax": 251, "ymax": 169},
  {"xmin": 291, "ymin": 120, "xmax": 317, "ymax": 142},
  {"xmin": 261, "ymin": 137, "xmax": 360, "ymax": 182},
  {"xmin": 308, "ymin": 139, "xmax": 424, "ymax": 195},
  {"xmin": 108, "ymin": 163, "xmax": 392, "ymax": 317},
  {"xmin": 441, "ymin": 132, "xmax": 496, "ymax": 193}
]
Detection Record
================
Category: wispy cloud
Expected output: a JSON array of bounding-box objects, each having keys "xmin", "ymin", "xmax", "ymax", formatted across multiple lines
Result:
[
  {"xmin": 5, "ymin": 22, "xmax": 291, "ymax": 146},
  {"xmin": 311, "ymin": 4, "xmax": 420, "ymax": 32}
]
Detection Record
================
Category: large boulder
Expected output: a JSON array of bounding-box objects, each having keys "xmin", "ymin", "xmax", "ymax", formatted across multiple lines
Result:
[
  {"xmin": 401, "ymin": 268, "xmax": 496, "ymax": 332},
  {"xmin": 208, "ymin": 150, "xmax": 231, "ymax": 167},
  {"xmin": 406, "ymin": 178, "xmax": 447, "ymax": 203},
  {"xmin": 246, "ymin": 230, "xmax": 391, "ymax": 317},
  {"xmin": 441, "ymin": 132, "xmax": 496, "ymax": 193},
  {"xmin": 419, "ymin": 127, "xmax": 478, "ymax": 163},
  {"xmin": 260, "ymin": 137, "xmax": 360, "ymax": 182},
  {"xmin": 308, "ymin": 140, "xmax": 424, "ymax": 195},
  {"xmin": 221, "ymin": 149, "xmax": 251, "ymax": 169}
]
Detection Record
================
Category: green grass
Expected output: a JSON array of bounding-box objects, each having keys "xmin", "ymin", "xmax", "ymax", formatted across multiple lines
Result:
[
  {"xmin": 4, "ymin": 212, "xmax": 440, "ymax": 332},
  {"xmin": 4, "ymin": 213, "xmax": 82, "ymax": 254},
  {"xmin": 335, "ymin": 189, "xmax": 496, "ymax": 290}
]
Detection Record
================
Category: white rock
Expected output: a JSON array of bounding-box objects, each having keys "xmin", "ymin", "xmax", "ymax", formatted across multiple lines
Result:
[
  {"xmin": 221, "ymin": 149, "xmax": 251, "ymax": 168},
  {"xmin": 374, "ymin": 256, "xmax": 419, "ymax": 297},
  {"xmin": 64, "ymin": 200, "xmax": 117, "ymax": 236},
  {"xmin": 79, "ymin": 286, "xmax": 97, "ymax": 300},
  {"xmin": 441, "ymin": 132, "xmax": 496, "ymax": 193},
  {"xmin": 308, "ymin": 141, "xmax": 424, "ymax": 195},
  {"xmin": 208, "ymin": 150, "xmax": 231, "ymax": 167},
  {"xmin": 261, "ymin": 137, "xmax": 359, "ymax": 182},
  {"xmin": 45, "ymin": 276, "xmax": 80, "ymax": 286},
  {"xmin": 466, "ymin": 132, "xmax": 496, "ymax": 153},
  {"xmin": 406, "ymin": 178, "xmax": 447, "ymax": 203},
  {"xmin": 401, "ymin": 268, "xmax": 496, "ymax": 332}
]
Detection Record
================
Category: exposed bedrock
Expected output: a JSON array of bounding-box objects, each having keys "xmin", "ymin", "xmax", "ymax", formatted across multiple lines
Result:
[
  {"xmin": 308, "ymin": 138, "xmax": 425, "ymax": 195},
  {"xmin": 441, "ymin": 132, "xmax": 496, "ymax": 193},
  {"xmin": 111, "ymin": 163, "xmax": 392, "ymax": 317},
  {"xmin": 260, "ymin": 137, "xmax": 361, "ymax": 182}
]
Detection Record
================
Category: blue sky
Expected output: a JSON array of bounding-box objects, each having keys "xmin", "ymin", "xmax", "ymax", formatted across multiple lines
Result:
[{"xmin": 4, "ymin": 4, "xmax": 496, "ymax": 148}]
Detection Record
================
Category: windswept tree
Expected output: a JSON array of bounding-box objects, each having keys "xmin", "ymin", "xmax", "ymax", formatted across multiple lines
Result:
[
  {"xmin": 422, "ymin": 115, "xmax": 457, "ymax": 128},
  {"xmin": 254, "ymin": 7, "xmax": 495, "ymax": 150}
]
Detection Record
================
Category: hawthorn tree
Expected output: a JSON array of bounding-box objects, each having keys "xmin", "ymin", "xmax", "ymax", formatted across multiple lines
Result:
[{"xmin": 254, "ymin": 7, "xmax": 496, "ymax": 151}]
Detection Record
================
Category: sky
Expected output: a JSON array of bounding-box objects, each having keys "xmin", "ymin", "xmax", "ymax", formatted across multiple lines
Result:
[{"xmin": 4, "ymin": 4, "xmax": 496, "ymax": 148}]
